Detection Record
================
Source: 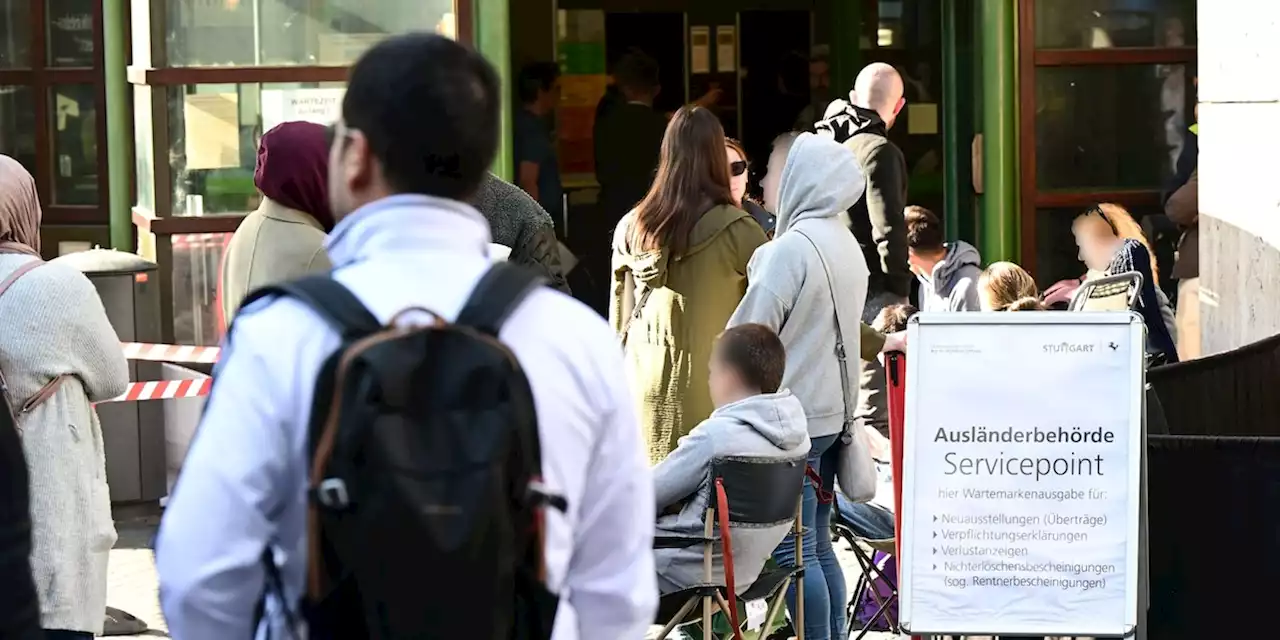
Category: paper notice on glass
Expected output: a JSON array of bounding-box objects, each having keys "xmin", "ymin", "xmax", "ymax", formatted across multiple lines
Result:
[
  {"xmin": 261, "ymin": 88, "xmax": 347, "ymax": 132},
  {"xmin": 908, "ymin": 103, "xmax": 939, "ymax": 135},
  {"xmin": 183, "ymin": 93, "xmax": 240, "ymax": 170},
  {"xmin": 690, "ymin": 26, "xmax": 711, "ymax": 74},
  {"xmin": 716, "ymin": 26, "xmax": 737, "ymax": 72}
]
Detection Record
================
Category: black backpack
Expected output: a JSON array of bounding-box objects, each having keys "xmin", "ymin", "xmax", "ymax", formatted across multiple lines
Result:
[{"xmin": 241, "ymin": 263, "xmax": 562, "ymax": 639}]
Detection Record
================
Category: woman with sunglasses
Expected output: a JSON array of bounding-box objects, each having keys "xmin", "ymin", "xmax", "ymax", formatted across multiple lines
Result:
[
  {"xmin": 611, "ymin": 106, "xmax": 769, "ymax": 464},
  {"xmin": 726, "ymin": 138, "xmax": 776, "ymax": 235},
  {"xmin": 1066, "ymin": 204, "xmax": 1179, "ymax": 363}
]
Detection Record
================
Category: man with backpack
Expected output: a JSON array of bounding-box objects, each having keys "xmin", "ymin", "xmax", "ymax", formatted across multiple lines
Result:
[{"xmin": 156, "ymin": 33, "xmax": 657, "ymax": 640}]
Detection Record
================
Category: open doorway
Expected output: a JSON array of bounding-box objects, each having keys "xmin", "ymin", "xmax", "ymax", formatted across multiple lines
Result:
[
  {"xmin": 604, "ymin": 12, "xmax": 687, "ymax": 113},
  {"xmin": 739, "ymin": 10, "xmax": 811, "ymax": 196}
]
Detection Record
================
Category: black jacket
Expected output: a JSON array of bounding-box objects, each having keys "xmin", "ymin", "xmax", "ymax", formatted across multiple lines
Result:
[
  {"xmin": 0, "ymin": 396, "xmax": 41, "ymax": 640},
  {"xmin": 814, "ymin": 102, "xmax": 911, "ymax": 298},
  {"xmin": 471, "ymin": 175, "xmax": 572, "ymax": 294},
  {"xmin": 594, "ymin": 102, "xmax": 667, "ymax": 226}
]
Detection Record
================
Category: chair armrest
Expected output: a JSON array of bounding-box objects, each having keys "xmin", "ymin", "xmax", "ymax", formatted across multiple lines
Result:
[{"xmin": 653, "ymin": 534, "xmax": 715, "ymax": 549}]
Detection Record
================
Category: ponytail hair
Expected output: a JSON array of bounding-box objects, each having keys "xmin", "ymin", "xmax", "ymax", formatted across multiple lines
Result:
[{"xmin": 1006, "ymin": 296, "xmax": 1045, "ymax": 312}]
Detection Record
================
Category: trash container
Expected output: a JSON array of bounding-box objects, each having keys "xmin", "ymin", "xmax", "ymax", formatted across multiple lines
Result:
[{"xmin": 55, "ymin": 249, "xmax": 167, "ymax": 504}]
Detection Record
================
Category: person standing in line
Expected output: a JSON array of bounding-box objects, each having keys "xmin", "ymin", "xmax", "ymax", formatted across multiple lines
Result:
[
  {"xmin": 725, "ymin": 137, "xmax": 775, "ymax": 234},
  {"xmin": 1165, "ymin": 167, "xmax": 1199, "ymax": 359},
  {"xmin": 219, "ymin": 121, "xmax": 334, "ymax": 326},
  {"xmin": 471, "ymin": 173, "xmax": 572, "ymax": 293},
  {"xmin": 514, "ymin": 61, "xmax": 565, "ymax": 220},
  {"xmin": 977, "ymin": 261, "xmax": 1041, "ymax": 312},
  {"xmin": 728, "ymin": 132, "xmax": 870, "ymax": 640},
  {"xmin": 0, "ymin": 156, "xmax": 130, "ymax": 640},
  {"xmin": 905, "ymin": 205, "xmax": 982, "ymax": 312},
  {"xmin": 157, "ymin": 34, "xmax": 657, "ymax": 640},
  {"xmin": 611, "ymin": 106, "xmax": 768, "ymax": 464},
  {"xmin": 814, "ymin": 62, "xmax": 910, "ymax": 458},
  {"xmin": 595, "ymin": 52, "xmax": 667, "ymax": 228}
]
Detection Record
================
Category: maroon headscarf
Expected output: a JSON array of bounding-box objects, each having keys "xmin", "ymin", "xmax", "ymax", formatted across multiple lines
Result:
[
  {"xmin": 0, "ymin": 155, "xmax": 42, "ymax": 257},
  {"xmin": 254, "ymin": 121, "xmax": 335, "ymax": 231}
]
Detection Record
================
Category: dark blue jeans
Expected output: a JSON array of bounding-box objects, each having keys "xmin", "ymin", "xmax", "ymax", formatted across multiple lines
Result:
[{"xmin": 772, "ymin": 433, "xmax": 845, "ymax": 640}]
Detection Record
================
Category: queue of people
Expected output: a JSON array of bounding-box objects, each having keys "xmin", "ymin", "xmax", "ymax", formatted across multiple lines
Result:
[{"xmin": 0, "ymin": 30, "xmax": 1202, "ymax": 640}]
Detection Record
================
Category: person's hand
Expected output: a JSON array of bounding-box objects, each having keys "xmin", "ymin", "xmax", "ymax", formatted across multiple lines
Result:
[
  {"xmin": 693, "ymin": 86, "xmax": 723, "ymax": 109},
  {"xmin": 1043, "ymin": 278, "xmax": 1082, "ymax": 306},
  {"xmin": 881, "ymin": 330, "xmax": 907, "ymax": 354}
]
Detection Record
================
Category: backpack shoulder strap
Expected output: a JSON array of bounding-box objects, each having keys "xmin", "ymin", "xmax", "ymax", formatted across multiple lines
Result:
[
  {"xmin": 236, "ymin": 274, "xmax": 381, "ymax": 342},
  {"xmin": 456, "ymin": 263, "xmax": 546, "ymax": 337}
]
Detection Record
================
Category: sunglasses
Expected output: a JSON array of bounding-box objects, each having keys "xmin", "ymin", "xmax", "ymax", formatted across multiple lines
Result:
[
  {"xmin": 1087, "ymin": 204, "xmax": 1118, "ymax": 235},
  {"xmin": 730, "ymin": 160, "xmax": 748, "ymax": 177}
]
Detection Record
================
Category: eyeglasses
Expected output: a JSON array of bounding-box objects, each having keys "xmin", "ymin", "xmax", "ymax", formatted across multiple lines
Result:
[{"xmin": 730, "ymin": 160, "xmax": 748, "ymax": 177}]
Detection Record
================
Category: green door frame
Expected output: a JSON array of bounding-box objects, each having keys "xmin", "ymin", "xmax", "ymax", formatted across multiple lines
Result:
[
  {"xmin": 978, "ymin": 0, "xmax": 1019, "ymax": 263},
  {"xmin": 475, "ymin": 0, "xmax": 514, "ymax": 181}
]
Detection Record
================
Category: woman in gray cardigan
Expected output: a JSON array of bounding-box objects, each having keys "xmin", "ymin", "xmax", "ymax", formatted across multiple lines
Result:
[{"xmin": 0, "ymin": 156, "xmax": 128, "ymax": 639}]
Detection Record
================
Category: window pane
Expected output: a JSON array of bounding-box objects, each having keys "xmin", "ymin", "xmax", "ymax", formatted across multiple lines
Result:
[
  {"xmin": 0, "ymin": 86, "xmax": 36, "ymax": 171},
  {"xmin": 166, "ymin": 0, "xmax": 457, "ymax": 67},
  {"xmin": 47, "ymin": 0, "xmax": 94, "ymax": 67},
  {"xmin": 166, "ymin": 82, "xmax": 345, "ymax": 216},
  {"xmin": 0, "ymin": 0, "xmax": 31, "ymax": 68},
  {"xmin": 170, "ymin": 232, "xmax": 232, "ymax": 347},
  {"xmin": 1035, "ymin": 0, "xmax": 1195, "ymax": 49},
  {"xmin": 1035, "ymin": 64, "xmax": 1190, "ymax": 192},
  {"xmin": 51, "ymin": 84, "xmax": 99, "ymax": 204}
]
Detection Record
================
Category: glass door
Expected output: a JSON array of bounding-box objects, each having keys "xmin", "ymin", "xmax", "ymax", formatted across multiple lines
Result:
[{"xmin": 1017, "ymin": 0, "xmax": 1196, "ymax": 286}]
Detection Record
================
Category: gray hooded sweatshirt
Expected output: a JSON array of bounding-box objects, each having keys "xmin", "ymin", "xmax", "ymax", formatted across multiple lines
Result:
[
  {"xmin": 917, "ymin": 240, "xmax": 982, "ymax": 312},
  {"xmin": 728, "ymin": 133, "xmax": 870, "ymax": 438},
  {"xmin": 653, "ymin": 391, "xmax": 810, "ymax": 594}
]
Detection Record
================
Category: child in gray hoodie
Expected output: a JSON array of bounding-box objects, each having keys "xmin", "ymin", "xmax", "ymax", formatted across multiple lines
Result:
[{"xmin": 653, "ymin": 323, "xmax": 810, "ymax": 596}]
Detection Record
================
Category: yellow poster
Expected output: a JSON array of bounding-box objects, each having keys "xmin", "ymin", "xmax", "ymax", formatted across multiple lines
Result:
[{"xmin": 183, "ymin": 93, "xmax": 240, "ymax": 170}]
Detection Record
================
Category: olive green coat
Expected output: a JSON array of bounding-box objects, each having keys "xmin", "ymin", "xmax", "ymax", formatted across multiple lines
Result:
[{"xmin": 611, "ymin": 205, "xmax": 768, "ymax": 464}]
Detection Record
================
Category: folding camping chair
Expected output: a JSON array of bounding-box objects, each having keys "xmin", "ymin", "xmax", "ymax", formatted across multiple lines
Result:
[
  {"xmin": 832, "ymin": 518, "xmax": 898, "ymax": 639},
  {"xmin": 653, "ymin": 456, "xmax": 807, "ymax": 640},
  {"xmin": 1068, "ymin": 271, "xmax": 1143, "ymax": 312}
]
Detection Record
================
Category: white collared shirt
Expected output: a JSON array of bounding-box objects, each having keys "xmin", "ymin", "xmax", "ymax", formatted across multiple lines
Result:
[{"xmin": 157, "ymin": 195, "xmax": 657, "ymax": 640}]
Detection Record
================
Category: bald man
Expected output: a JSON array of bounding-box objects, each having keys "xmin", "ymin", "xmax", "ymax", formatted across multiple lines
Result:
[
  {"xmin": 814, "ymin": 62, "xmax": 910, "ymax": 312},
  {"xmin": 814, "ymin": 63, "xmax": 911, "ymax": 482}
]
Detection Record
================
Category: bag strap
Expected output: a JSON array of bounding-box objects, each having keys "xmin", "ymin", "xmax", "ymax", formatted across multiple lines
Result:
[
  {"xmin": 0, "ymin": 260, "xmax": 52, "ymax": 415},
  {"xmin": 0, "ymin": 259, "xmax": 43, "ymax": 300},
  {"xmin": 792, "ymin": 229, "xmax": 856, "ymax": 432},
  {"xmin": 237, "ymin": 274, "xmax": 381, "ymax": 342},
  {"xmin": 620, "ymin": 280, "xmax": 653, "ymax": 348},
  {"xmin": 456, "ymin": 263, "xmax": 547, "ymax": 337}
]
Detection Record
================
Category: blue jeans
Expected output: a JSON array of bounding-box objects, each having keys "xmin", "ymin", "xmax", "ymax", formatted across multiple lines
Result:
[
  {"xmin": 836, "ymin": 496, "xmax": 896, "ymax": 540},
  {"xmin": 773, "ymin": 433, "xmax": 845, "ymax": 640}
]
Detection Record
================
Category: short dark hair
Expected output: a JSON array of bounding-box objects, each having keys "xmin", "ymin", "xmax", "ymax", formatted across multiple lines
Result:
[
  {"xmin": 716, "ymin": 324, "xmax": 787, "ymax": 394},
  {"xmin": 614, "ymin": 52, "xmax": 660, "ymax": 93},
  {"xmin": 517, "ymin": 61, "xmax": 560, "ymax": 105},
  {"xmin": 874, "ymin": 303, "xmax": 918, "ymax": 333},
  {"xmin": 341, "ymin": 33, "xmax": 499, "ymax": 202},
  {"xmin": 905, "ymin": 205, "xmax": 944, "ymax": 254}
]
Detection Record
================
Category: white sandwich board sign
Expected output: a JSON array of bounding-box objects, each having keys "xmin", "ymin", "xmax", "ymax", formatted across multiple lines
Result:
[{"xmin": 898, "ymin": 312, "xmax": 1145, "ymax": 638}]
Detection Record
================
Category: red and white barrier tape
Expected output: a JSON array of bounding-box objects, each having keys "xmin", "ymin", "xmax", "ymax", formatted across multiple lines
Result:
[
  {"xmin": 98, "ymin": 379, "xmax": 212, "ymax": 404},
  {"xmin": 122, "ymin": 342, "xmax": 221, "ymax": 364}
]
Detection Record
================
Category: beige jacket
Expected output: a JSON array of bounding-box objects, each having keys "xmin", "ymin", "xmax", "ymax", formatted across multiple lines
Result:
[
  {"xmin": 0, "ymin": 255, "xmax": 128, "ymax": 633},
  {"xmin": 220, "ymin": 199, "xmax": 331, "ymax": 323}
]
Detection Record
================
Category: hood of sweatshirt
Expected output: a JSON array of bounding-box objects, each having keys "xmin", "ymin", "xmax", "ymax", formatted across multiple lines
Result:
[
  {"xmin": 774, "ymin": 132, "xmax": 865, "ymax": 236},
  {"xmin": 924, "ymin": 240, "xmax": 982, "ymax": 296},
  {"xmin": 615, "ymin": 204, "xmax": 749, "ymax": 289},
  {"xmin": 813, "ymin": 99, "xmax": 887, "ymax": 144},
  {"xmin": 710, "ymin": 390, "xmax": 809, "ymax": 450}
]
